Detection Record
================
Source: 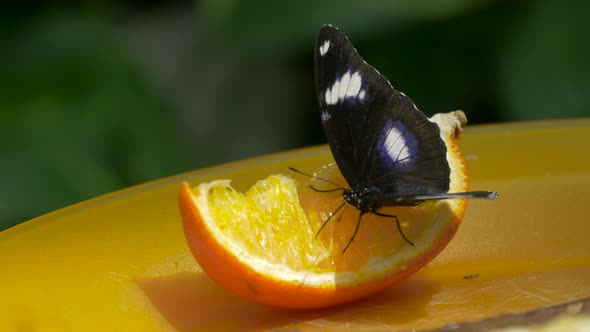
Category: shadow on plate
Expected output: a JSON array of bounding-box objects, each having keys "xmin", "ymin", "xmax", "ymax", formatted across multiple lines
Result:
[{"xmin": 137, "ymin": 271, "xmax": 440, "ymax": 331}]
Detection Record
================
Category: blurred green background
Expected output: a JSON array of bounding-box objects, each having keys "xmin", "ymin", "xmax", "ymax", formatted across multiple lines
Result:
[{"xmin": 1, "ymin": 0, "xmax": 589, "ymax": 230}]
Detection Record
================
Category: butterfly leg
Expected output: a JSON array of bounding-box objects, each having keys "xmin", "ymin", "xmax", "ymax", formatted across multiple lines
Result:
[
  {"xmin": 393, "ymin": 215, "xmax": 414, "ymax": 246},
  {"xmin": 336, "ymin": 204, "xmax": 349, "ymax": 222},
  {"xmin": 374, "ymin": 211, "xmax": 414, "ymax": 246},
  {"xmin": 343, "ymin": 212, "xmax": 364, "ymax": 253},
  {"xmin": 316, "ymin": 201, "xmax": 346, "ymax": 239}
]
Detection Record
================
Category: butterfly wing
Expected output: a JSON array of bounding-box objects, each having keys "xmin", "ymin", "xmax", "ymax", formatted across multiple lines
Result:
[{"xmin": 314, "ymin": 25, "xmax": 450, "ymax": 198}]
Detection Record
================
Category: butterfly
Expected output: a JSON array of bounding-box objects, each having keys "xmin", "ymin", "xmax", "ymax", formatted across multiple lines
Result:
[{"xmin": 292, "ymin": 25, "xmax": 498, "ymax": 253}]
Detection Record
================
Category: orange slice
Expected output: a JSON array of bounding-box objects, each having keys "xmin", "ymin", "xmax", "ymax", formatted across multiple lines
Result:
[{"xmin": 179, "ymin": 111, "xmax": 470, "ymax": 309}]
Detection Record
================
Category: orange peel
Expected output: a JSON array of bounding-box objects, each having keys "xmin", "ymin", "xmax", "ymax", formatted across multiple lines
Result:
[{"xmin": 179, "ymin": 111, "xmax": 470, "ymax": 308}]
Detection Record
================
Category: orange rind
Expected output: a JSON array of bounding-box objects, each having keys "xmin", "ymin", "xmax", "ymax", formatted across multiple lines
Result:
[{"xmin": 179, "ymin": 111, "xmax": 470, "ymax": 308}]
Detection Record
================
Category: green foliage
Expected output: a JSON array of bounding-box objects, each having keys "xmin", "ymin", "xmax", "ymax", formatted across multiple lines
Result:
[
  {"xmin": 200, "ymin": 0, "xmax": 590, "ymax": 121},
  {"xmin": 199, "ymin": 0, "xmax": 495, "ymax": 54},
  {"xmin": 0, "ymin": 13, "xmax": 188, "ymax": 229},
  {"xmin": 498, "ymin": 0, "xmax": 590, "ymax": 119}
]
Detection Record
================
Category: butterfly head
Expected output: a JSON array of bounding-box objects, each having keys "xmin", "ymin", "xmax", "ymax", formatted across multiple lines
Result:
[{"xmin": 342, "ymin": 187, "xmax": 381, "ymax": 213}]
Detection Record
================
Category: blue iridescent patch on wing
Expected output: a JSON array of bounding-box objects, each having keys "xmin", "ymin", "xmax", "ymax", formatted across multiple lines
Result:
[{"xmin": 376, "ymin": 120, "xmax": 419, "ymax": 171}]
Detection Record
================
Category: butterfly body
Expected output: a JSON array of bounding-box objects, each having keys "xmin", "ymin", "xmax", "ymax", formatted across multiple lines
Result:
[
  {"xmin": 342, "ymin": 188, "xmax": 423, "ymax": 213},
  {"xmin": 308, "ymin": 25, "xmax": 497, "ymax": 252}
]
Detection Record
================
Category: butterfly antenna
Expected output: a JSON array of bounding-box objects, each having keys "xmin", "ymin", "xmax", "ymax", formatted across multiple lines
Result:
[
  {"xmin": 374, "ymin": 211, "xmax": 414, "ymax": 246},
  {"xmin": 343, "ymin": 212, "xmax": 364, "ymax": 253},
  {"xmin": 309, "ymin": 186, "xmax": 343, "ymax": 193},
  {"xmin": 288, "ymin": 167, "xmax": 345, "ymax": 190},
  {"xmin": 316, "ymin": 201, "xmax": 346, "ymax": 239}
]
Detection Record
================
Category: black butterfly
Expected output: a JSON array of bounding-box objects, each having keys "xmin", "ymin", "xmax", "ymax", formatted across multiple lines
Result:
[{"xmin": 292, "ymin": 25, "xmax": 497, "ymax": 253}]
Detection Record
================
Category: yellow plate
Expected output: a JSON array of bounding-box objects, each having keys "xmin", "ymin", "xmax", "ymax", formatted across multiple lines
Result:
[{"xmin": 1, "ymin": 119, "xmax": 589, "ymax": 331}]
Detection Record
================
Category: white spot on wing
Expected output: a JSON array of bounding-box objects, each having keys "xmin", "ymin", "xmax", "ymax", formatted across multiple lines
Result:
[
  {"xmin": 338, "ymin": 72, "xmax": 351, "ymax": 99},
  {"xmin": 346, "ymin": 72, "xmax": 362, "ymax": 97},
  {"xmin": 319, "ymin": 40, "xmax": 330, "ymax": 56},
  {"xmin": 321, "ymin": 111, "xmax": 331, "ymax": 122},
  {"xmin": 358, "ymin": 89, "xmax": 366, "ymax": 100},
  {"xmin": 384, "ymin": 126, "xmax": 410, "ymax": 163},
  {"xmin": 330, "ymin": 80, "xmax": 340, "ymax": 104},
  {"xmin": 324, "ymin": 71, "xmax": 363, "ymax": 105}
]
